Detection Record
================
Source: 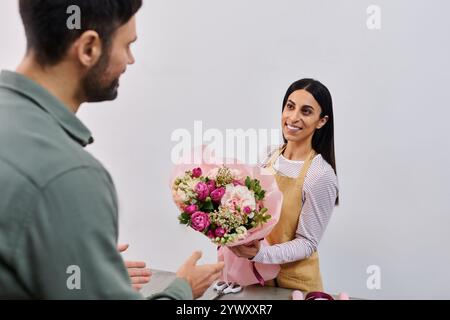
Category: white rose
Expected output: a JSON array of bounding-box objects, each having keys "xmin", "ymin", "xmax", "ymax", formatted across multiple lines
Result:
[{"xmin": 221, "ymin": 185, "xmax": 256, "ymax": 213}]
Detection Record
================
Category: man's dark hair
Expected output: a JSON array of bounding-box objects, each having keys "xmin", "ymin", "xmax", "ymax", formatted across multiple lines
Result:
[{"xmin": 19, "ymin": 0, "xmax": 143, "ymax": 66}]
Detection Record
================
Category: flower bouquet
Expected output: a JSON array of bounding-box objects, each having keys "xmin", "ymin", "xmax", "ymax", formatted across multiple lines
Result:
[{"xmin": 170, "ymin": 149, "xmax": 283, "ymax": 286}]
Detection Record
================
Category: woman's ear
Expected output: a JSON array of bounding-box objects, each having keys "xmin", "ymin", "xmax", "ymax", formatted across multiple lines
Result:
[
  {"xmin": 317, "ymin": 115, "xmax": 329, "ymax": 130},
  {"xmin": 74, "ymin": 30, "xmax": 102, "ymax": 68}
]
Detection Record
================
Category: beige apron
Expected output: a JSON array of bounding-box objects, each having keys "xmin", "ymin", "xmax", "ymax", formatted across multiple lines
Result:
[{"xmin": 265, "ymin": 146, "xmax": 323, "ymax": 292}]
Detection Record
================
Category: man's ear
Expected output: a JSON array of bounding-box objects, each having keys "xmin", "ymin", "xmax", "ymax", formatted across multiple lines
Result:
[
  {"xmin": 317, "ymin": 115, "xmax": 329, "ymax": 129},
  {"xmin": 73, "ymin": 31, "xmax": 102, "ymax": 68}
]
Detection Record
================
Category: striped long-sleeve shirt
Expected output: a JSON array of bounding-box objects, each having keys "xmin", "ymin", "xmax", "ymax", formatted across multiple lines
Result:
[{"xmin": 252, "ymin": 147, "xmax": 339, "ymax": 265}]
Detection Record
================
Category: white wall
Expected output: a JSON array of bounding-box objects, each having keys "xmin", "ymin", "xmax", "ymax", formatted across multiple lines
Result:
[{"xmin": 1, "ymin": 0, "xmax": 449, "ymax": 299}]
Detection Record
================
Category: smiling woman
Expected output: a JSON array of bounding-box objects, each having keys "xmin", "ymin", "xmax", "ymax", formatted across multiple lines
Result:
[{"xmin": 230, "ymin": 79, "xmax": 339, "ymax": 293}]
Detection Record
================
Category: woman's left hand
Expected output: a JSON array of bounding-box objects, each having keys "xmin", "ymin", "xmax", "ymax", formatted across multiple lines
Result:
[{"xmin": 229, "ymin": 240, "xmax": 261, "ymax": 259}]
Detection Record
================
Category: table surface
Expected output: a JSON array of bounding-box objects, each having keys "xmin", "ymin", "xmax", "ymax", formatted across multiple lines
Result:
[{"xmin": 140, "ymin": 270, "xmax": 345, "ymax": 300}]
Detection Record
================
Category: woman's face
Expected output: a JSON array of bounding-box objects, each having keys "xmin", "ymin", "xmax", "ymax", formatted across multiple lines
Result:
[{"xmin": 282, "ymin": 89, "xmax": 328, "ymax": 144}]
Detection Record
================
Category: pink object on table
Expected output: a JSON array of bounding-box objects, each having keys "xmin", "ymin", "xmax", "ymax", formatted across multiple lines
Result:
[
  {"xmin": 292, "ymin": 290, "xmax": 304, "ymax": 300},
  {"xmin": 338, "ymin": 292, "xmax": 350, "ymax": 300},
  {"xmin": 291, "ymin": 291, "xmax": 351, "ymax": 300}
]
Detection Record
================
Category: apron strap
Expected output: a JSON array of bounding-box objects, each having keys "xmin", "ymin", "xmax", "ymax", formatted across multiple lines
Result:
[
  {"xmin": 265, "ymin": 145, "xmax": 287, "ymax": 174},
  {"xmin": 295, "ymin": 149, "xmax": 317, "ymax": 187},
  {"xmin": 266, "ymin": 145, "xmax": 316, "ymax": 183}
]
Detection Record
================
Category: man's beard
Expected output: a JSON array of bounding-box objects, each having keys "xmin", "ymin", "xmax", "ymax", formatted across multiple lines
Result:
[{"xmin": 82, "ymin": 50, "xmax": 120, "ymax": 103}]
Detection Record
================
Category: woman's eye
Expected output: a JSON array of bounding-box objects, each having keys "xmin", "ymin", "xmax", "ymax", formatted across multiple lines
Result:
[{"xmin": 303, "ymin": 109, "xmax": 312, "ymax": 115}]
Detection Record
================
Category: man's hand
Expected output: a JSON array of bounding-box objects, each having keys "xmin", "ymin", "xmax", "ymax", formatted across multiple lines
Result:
[
  {"xmin": 176, "ymin": 251, "xmax": 225, "ymax": 299},
  {"xmin": 228, "ymin": 240, "xmax": 261, "ymax": 259},
  {"xmin": 118, "ymin": 244, "xmax": 152, "ymax": 291}
]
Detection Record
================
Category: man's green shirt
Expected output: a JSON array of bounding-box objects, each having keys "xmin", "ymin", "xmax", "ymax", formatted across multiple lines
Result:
[{"xmin": 0, "ymin": 70, "xmax": 191, "ymax": 300}]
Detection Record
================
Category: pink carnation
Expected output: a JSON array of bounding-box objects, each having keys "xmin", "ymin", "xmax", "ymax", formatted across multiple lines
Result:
[
  {"xmin": 206, "ymin": 180, "xmax": 217, "ymax": 193},
  {"xmin": 195, "ymin": 182, "xmax": 209, "ymax": 201},
  {"xmin": 210, "ymin": 187, "xmax": 225, "ymax": 202},
  {"xmin": 215, "ymin": 227, "xmax": 226, "ymax": 238},
  {"xmin": 190, "ymin": 211, "xmax": 210, "ymax": 232},
  {"xmin": 192, "ymin": 167, "xmax": 202, "ymax": 178},
  {"xmin": 185, "ymin": 204, "xmax": 198, "ymax": 215}
]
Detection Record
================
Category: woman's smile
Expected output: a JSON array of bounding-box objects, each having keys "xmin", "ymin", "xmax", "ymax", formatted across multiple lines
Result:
[{"xmin": 285, "ymin": 123, "xmax": 303, "ymax": 134}]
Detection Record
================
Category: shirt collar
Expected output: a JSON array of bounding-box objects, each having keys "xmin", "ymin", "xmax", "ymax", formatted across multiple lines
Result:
[{"xmin": 0, "ymin": 70, "xmax": 94, "ymax": 147}]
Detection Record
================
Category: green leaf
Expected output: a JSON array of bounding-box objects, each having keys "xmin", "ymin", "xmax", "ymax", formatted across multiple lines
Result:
[
  {"xmin": 245, "ymin": 177, "xmax": 251, "ymax": 189},
  {"xmin": 178, "ymin": 213, "xmax": 190, "ymax": 225},
  {"xmin": 201, "ymin": 199, "xmax": 214, "ymax": 212}
]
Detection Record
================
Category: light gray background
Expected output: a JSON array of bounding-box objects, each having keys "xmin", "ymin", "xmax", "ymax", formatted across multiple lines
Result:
[{"xmin": 1, "ymin": 0, "xmax": 449, "ymax": 299}]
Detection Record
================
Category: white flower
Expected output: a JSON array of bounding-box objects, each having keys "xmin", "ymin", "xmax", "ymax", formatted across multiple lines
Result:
[
  {"xmin": 207, "ymin": 167, "xmax": 242, "ymax": 181},
  {"xmin": 221, "ymin": 185, "xmax": 256, "ymax": 214},
  {"xmin": 236, "ymin": 226, "xmax": 247, "ymax": 235},
  {"xmin": 174, "ymin": 189, "xmax": 188, "ymax": 203},
  {"xmin": 187, "ymin": 178, "xmax": 200, "ymax": 190},
  {"xmin": 235, "ymin": 226, "xmax": 248, "ymax": 240}
]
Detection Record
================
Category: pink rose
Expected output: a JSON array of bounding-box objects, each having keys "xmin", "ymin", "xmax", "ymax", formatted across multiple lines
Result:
[
  {"xmin": 195, "ymin": 182, "xmax": 209, "ymax": 201},
  {"xmin": 210, "ymin": 187, "xmax": 225, "ymax": 202},
  {"xmin": 185, "ymin": 204, "xmax": 198, "ymax": 215},
  {"xmin": 207, "ymin": 230, "xmax": 215, "ymax": 239},
  {"xmin": 214, "ymin": 227, "xmax": 226, "ymax": 238},
  {"xmin": 190, "ymin": 211, "xmax": 210, "ymax": 232},
  {"xmin": 206, "ymin": 180, "xmax": 217, "ymax": 193},
  {"xmin": 192, "ymin": 167, "xmax": 202, "ymax": 178},
  {"xmin": 243, "ymin": 206, "xmax": 252, "ymax": 214}
]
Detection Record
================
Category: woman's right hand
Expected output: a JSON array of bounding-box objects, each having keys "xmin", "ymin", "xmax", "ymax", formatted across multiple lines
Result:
[{"xmin": 229, "ymin": 240, "xmax": 261, "ymax": 259}]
